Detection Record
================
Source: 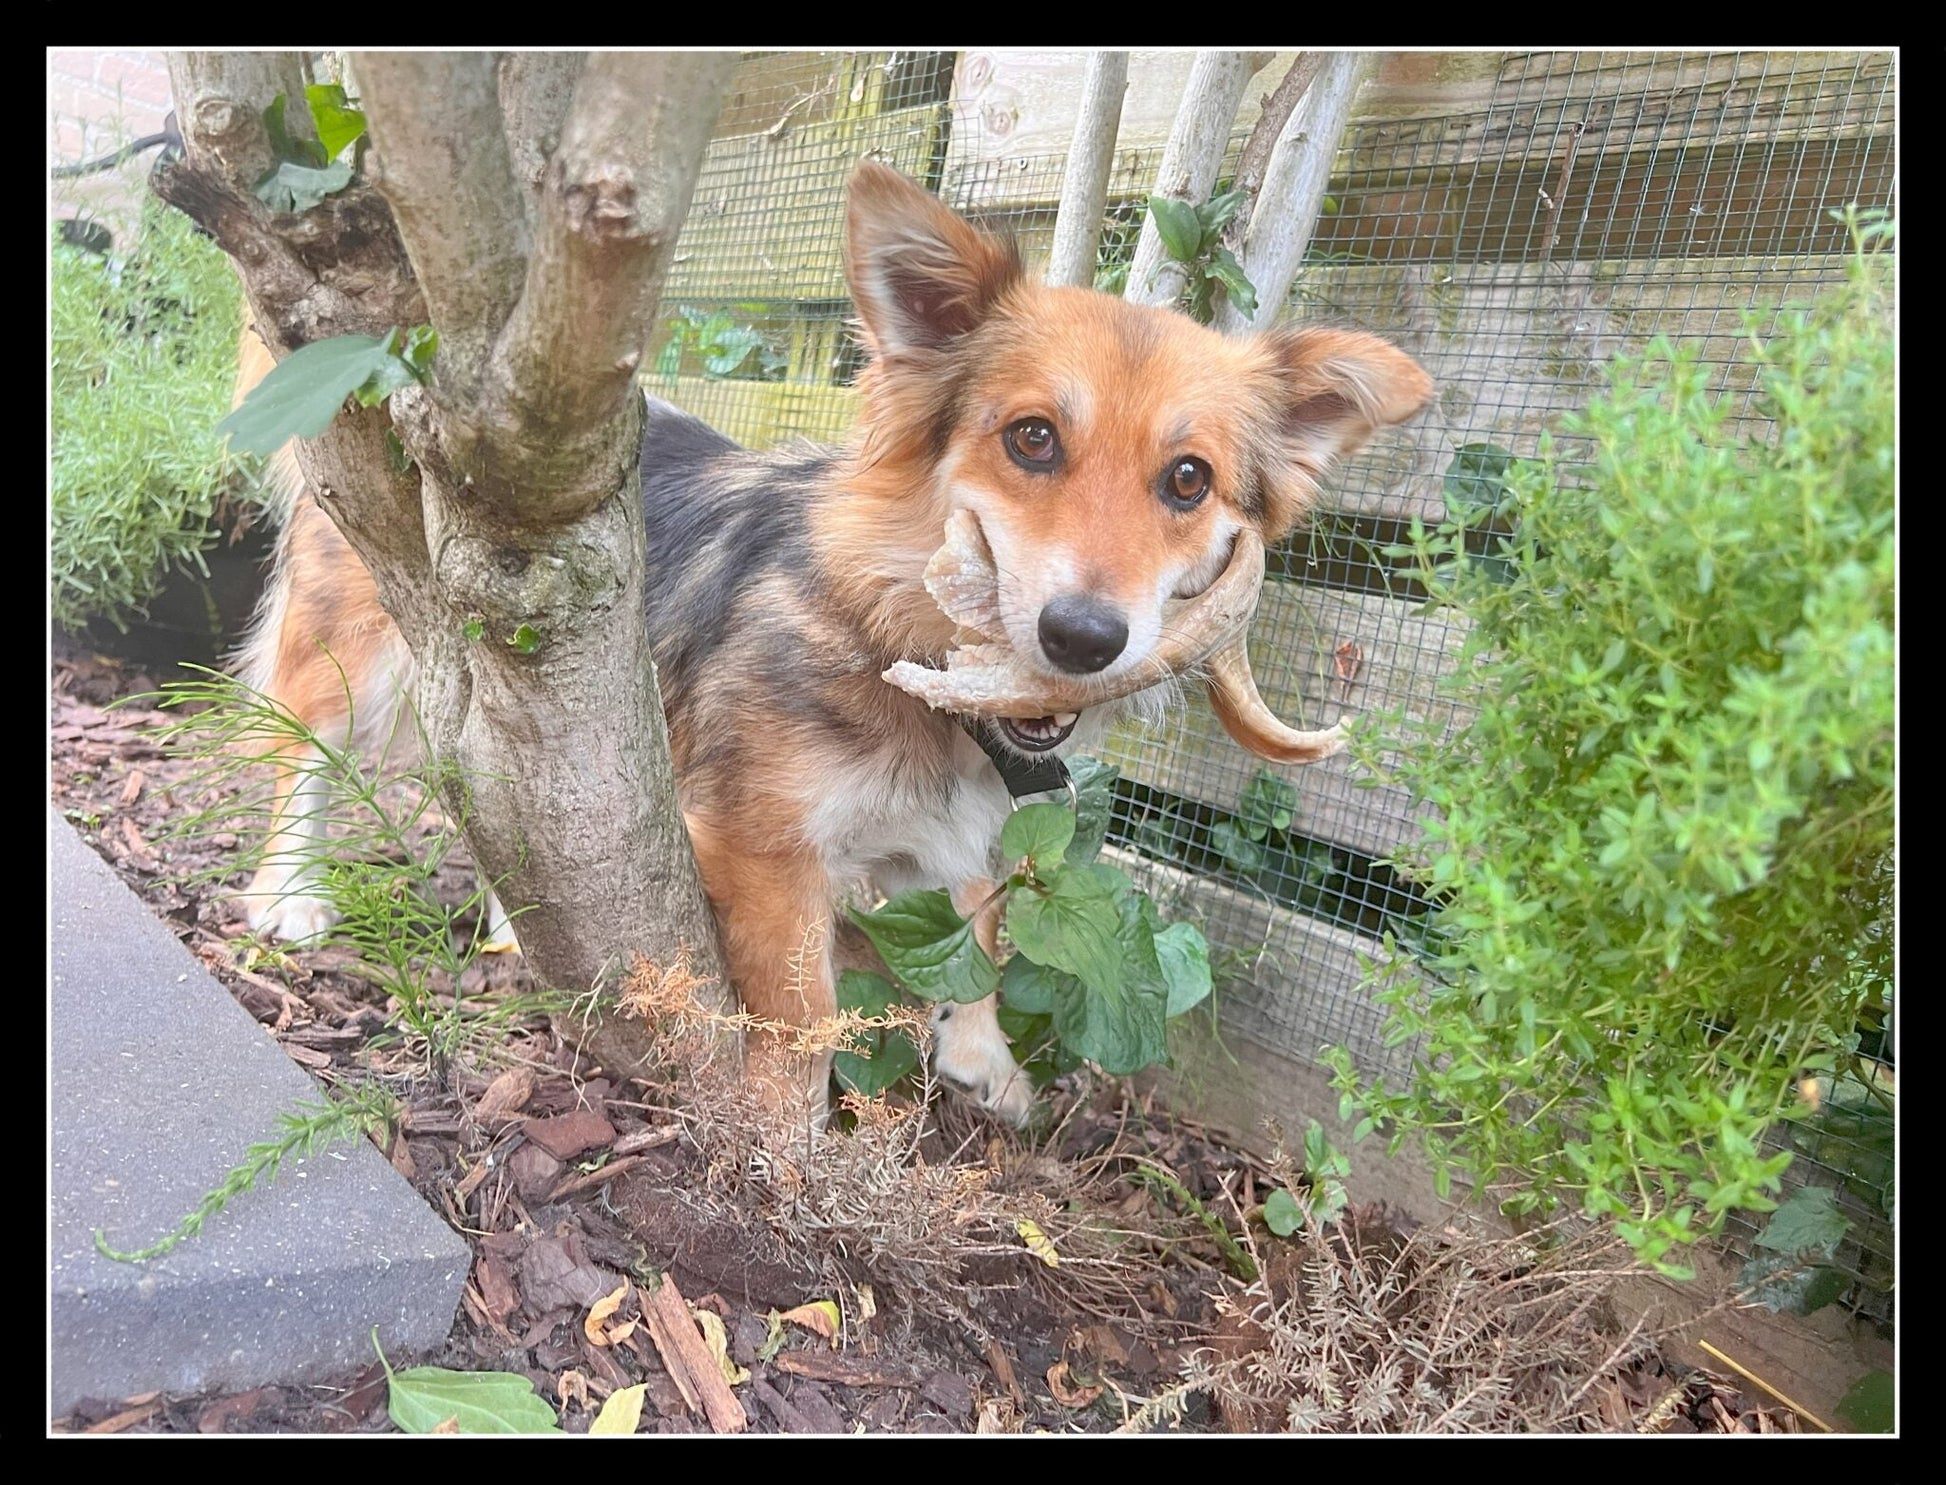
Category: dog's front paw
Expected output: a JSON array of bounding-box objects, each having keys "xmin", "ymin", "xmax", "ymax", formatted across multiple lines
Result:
[
  {"xmin": 932, "ymin": 997, "xmax": 1034, "ymax": 1126},
  {"xmin": 240, "ymin": 866, "xmax": 340, "ymax": 945}
]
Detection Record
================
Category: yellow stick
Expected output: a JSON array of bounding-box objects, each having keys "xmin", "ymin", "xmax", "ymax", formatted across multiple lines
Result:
[{"xmin": 1697, "ymin": 1340, "xmax": 1835, "ymax": 1432}]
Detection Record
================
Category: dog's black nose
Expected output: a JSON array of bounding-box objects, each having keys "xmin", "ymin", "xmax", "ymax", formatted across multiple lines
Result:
[{"xmin": 1038, "ymin": 596, "xmax": 1129, "ymax": 674}]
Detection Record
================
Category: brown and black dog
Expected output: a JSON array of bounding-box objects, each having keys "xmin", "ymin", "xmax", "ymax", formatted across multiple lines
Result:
[{"xmin": 234, "ymin": 161, "xmax": 1432, "ymax": 1123}]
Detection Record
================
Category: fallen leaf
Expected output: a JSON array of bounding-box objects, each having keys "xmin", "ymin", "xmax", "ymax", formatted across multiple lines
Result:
[
  {"xmin": 778, "ymin": 1299, "xmax": 842, "ymax": 1343},
  {"xmin": 585, "ymin": 1278, "xmax": 636, "ymax": 1347},
  {"xmin": 694, "ymin": 1308, "xmax": 751, "ymax": 1387},
  {"xmin": 1017, "ymin": 1219, "xmax": 1061, "ymax": 1267},
  {"xmin": 589, "ymin": 1383, "xmax": 647, "ymax": 1435},
  {"xmin": 1046, "ymin": 1361, "xmax": 1104, "ymax": 1409},
  {"xmin": 556, "ymin": 1370, "xmax": 590, "ymax": 1410}
]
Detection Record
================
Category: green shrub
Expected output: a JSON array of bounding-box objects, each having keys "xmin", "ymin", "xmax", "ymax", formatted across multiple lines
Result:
[
  {"xmin": 1329, "ymin": 213, "xmax": 1894, "ymax": 1275},
  {"xmin": 51, "ymin": 204, "xmax": 247, "ymax": 631}
]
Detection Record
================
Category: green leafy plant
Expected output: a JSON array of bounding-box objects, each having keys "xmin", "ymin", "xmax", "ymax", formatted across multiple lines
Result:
[
  {"xmin": 255, "ymin": 85, "xmax": 365, "ymax": 213},
  {"xmin": 94, "ymin": 1083, "xmax": 398, "ymax": 1262},
  {"xmin": 654, "ymin": 303, "xmax": 789, "ymax": 384},
  {"xmin": 849, "ymin": 757, "xmax": 1211, "ymax": 1084},
  {"xmin": 143, "ymin": 667, "xmax": 556, "ymax": 1076},
  {"xmin": 1326, "ymin": 211, "xmax": 1895, "ymax": 1277},
  {"xmin": 51, "ymin": 204, "xmax": 249, "ymax": 631},
  {"xmin": 372, "ymin": 1328, "xmax": 563, "ymax": 1434},
  {"xmin": 1146, "ymin": 188, "xmax": 1259, "ymax": 324},
  {"xmin": 219, "ymin": 323, "xmax": 439, "ymax": 455},
  {"xmin": 1263, "ymin": 1121, "xmax": 1352, "ymax": 1234}
]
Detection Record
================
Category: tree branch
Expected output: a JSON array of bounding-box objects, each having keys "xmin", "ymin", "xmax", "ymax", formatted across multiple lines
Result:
[
  {"xmin": 1123, "ymin": 51, "xmax": 1264, "ymax": 310},
  {"xmin": 472, "ymin": 52, "xmax": 734, "ymax": 522},
  {"xmin": 497, "ymin": 51, "xmax": 587, "ymax": 233},
  {"xmin": 1215, "ymin": 52, "xmax": 1373, "ymax": 335},
  {"xmin": 356, "ymin": 51, "xmax": 530, "ymax": 400},
  {"xmin": 1045, "ymin": 52, "xmax": 1128, "ymax": 289},
  {"xmin": 1228, "ymin": 53, "xmax": 1325, "ymax": 245},
  {"xmin": 163, "ymin": 51, "xmax": 310, "ymax": 190}
]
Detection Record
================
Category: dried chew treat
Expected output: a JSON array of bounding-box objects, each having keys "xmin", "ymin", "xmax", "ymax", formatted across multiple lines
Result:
[{"xmin": 882, "ymin": 512, "xmax": 1345, "ymax": 764}]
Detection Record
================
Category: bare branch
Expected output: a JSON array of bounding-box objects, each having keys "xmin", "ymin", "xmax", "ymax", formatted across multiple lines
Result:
[
  {"xmin": 497, "ymin": 51, "xmax": 587, "ymax": 233},
  {"xmin": 1123, "ymin": 51, "xmax": 1261, "ymax": 309},
  {"xmin": 1229, "ymin": 53, "xmax": 1326, "ymax": 239},
  {"xmin": 1215, "ymin": 52, "xmax": 1373, "ymax": 335},
  {"xmin": 356, "ymin": 51, "xmax": 530, "ymax": 399},
  {"xmin": 483, "ymin": 50, "xmax": 736, "ymax": 519},
  {"xmin": 164, "ymin": 52, "xmax": 310, "ymax": 188},
  {"xmin": 1045, "ymin": 52, "xmax": 1129, "ymax": 289}
]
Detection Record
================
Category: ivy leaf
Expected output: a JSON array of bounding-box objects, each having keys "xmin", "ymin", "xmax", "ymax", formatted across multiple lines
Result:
[
  {"xmin": 1153, "ymin": 919, "xmax": 1212, "ymax": 1016},
  {"xmin": 1208, "ymin": 819, "xmax": 1264, "ymax": 873},
  {"xmin": 217, "ymin": 333, "xmax": 399, "ymax": 454},
  {"xmin": 849, "ymin": 890, "xmax": 999, "ymax": 1004},
  {"xmin": 256, "ymin": 160, "xmax": 355, "ymax": 213},
  {"xmin": 262, "ymin": 93, "xmax": 326, "ymax": 169},
  {"xmin": 1045, "ymin": 889, "xmax": 1168, "ymax": 1074},
  {"xmin": 1838, "ymin": 1370, "xmax": 1894, "ymax": 1433},
  {"xmin": 1753, "ymin": 1184, "xmax": 1850, "ymax": 1258},
  {"xmin": 1001, "ymin": 801, "xmax": 1074, "ymax": 868},
  {"xmin": 1737, "ymin": 1251, "xmax": 1850, "ymax": 1315},
  {"xmin": 305, "ymin": 82, "xmax": 368, "ymax": 162},
  {"xmin": 1005, "ymin": 863, "xmax": 1128, "ymax": 995},
  {"xmin": 1441, "ymin": 441, "xmax": 1518, "ymax": 519},
  {"xmin": 1263, "ymin": 1188, "xmax": 1303, "ymax": 1237},
  {"xmin": 1198, "ymin": 188, "xmax": 1248, "ymax": 245},
  {"xmin": 1066, "ymin": 755, "xmax": 1119, "ymax": 866},
  {"xmin": 1000, "ymin": 952, "xmax": 1068, "ymax": 1016},
  {"xmin": 1238, "ymin": 769, "xmax": 1299, "ymax": 837},
  {"xmin": 1149, "ymin": 195, "xmax": 1203, "ymax": 264},
  {"xmin": 832, "ymin": 970, "xmax": 919, "ymax": 1097},
  {"xmin": 386, "ymin": 1364, "xmax": 562, "ymax": 1434},
  {"xmin": 1202, "ymin": 246, "xmax": 1258, "ymax": 318}
]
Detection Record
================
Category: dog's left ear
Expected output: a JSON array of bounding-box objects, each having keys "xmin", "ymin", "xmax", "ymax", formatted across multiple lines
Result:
[
  {"xmin": 1256, "ymin": 327, "xmax": 1434, "ymax": 534},
  {"xmin": 845, "ymin": 160, "xmax": 1024, "ymax": 357}
]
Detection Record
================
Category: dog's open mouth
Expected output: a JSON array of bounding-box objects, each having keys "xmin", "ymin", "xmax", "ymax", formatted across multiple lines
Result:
[{"xmin": 999, "ymin": 712, "xmax": 1079, "ymax": 753}]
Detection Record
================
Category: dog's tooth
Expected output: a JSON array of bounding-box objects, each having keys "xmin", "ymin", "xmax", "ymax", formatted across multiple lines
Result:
[{"xmin": 1053, "ymin": 713, "xmax": 1078, "ymax": 727}]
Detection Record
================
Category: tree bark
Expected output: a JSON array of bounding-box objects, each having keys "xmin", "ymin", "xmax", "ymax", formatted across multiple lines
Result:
[
  {"xmin": 1122, "ymin": 51, "xmax": 1266, "ymax": 310},
  {"xmin": 1044, "ymin": 52, "xmax": 1128, "ymax": 290},
  {"xmin": 155, "ymin": 51, "xmax": 738, "ymax": 1088},
  {"xmin": 1214, "ymin": 52, "xmax": 1373, "ymax": 335}
]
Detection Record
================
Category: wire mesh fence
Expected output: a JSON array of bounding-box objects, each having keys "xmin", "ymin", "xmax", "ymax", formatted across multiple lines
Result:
[{"xmin": 651, "ymin": 50, "xmax": 1895, "ymax": 1322}]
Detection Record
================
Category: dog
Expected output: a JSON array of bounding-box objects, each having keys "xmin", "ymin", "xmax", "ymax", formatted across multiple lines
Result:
[{"xmin": 233, "ymin": 160, "xmax": 1432, "ymax": 1124}]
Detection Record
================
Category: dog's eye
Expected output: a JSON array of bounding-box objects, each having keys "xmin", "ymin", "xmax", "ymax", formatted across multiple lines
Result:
[
  {"xmin": 1004, "ymin": 418, "xmax": 1060, "ymax": 470},
  {"xmin": 1162, "ymin": 457, "xmax": 1213, "ymax": 508}
]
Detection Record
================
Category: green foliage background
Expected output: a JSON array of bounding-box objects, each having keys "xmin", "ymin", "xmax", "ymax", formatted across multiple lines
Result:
[
  {"xmin": 1331, "ymin": 218, "xmax": 1895, "ymax": 1274},
  {"xmin": 51, "ymin": 205, "xmax": 247, "ymax": 631}
]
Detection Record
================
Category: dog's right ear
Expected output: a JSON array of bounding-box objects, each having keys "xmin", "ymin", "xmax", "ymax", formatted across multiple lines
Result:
[{"xmin": 845, "ymin": 160, "xmax": 1023, "ymax": 357}]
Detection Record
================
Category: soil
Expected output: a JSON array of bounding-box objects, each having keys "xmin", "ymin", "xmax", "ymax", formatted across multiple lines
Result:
[{"xmin": 48, "ymin": 640, "xmax": 1811, "ymax": 1436}]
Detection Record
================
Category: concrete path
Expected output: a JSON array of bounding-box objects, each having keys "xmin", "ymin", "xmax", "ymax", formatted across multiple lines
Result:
[{"xmin": 49, "ymin": 806, "xmax": 469, "ymax": 1417}]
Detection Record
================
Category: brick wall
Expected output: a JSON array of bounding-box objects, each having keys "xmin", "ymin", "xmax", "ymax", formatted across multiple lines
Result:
[{"xmin": 49, "ymin": 49, "xmax": 175, "ymax": 237}]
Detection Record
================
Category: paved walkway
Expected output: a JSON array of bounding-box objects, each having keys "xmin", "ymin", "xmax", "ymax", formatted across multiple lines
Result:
[{"xmin": 49, "ymin": 806, "xmax": 469, "ymax": 1416}]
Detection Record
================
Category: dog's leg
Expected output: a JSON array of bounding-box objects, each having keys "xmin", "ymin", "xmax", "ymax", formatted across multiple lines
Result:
[
  {"xmin": 688, "ymin": 815, "xmax": 837, "ymax": 1133},
  {"xmin": 933, "ymin": 878, "xmax": 1034, "ymax": 1125},
  {"xmin": 240, "ymin": 747, "xmax": 341, "ymax": 943}
]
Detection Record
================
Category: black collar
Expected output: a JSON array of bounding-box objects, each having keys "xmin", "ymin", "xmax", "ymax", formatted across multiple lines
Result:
[{"xmin": 959, "ymin": 717, "xmax": 1072, "ymax": 798}]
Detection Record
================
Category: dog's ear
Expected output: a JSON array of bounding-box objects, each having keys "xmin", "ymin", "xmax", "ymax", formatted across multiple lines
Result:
[
  {"xmin": 845, "ymin": 160, "xmax": 1023, "ymax": 357},
  {"xmin": 1256, "ymin": 327, "xmax": 1434, "ymax": 534}
]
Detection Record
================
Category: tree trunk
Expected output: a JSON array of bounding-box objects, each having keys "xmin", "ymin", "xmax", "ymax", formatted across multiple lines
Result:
[
  {"xmin": 1044, "ymin": 52, "xmax": 1128, "ymax": 290},
  {"xmin": 1122, "ymin": 51, "xmax": 1266, "ymax": 310},
  {"xmin": 1213, "ymin": 52, "xmax": 1373, "ymax": 335},
  {"xmin": 155, "ymin": 50, "xmax": 738, "ymax": 1087}
]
